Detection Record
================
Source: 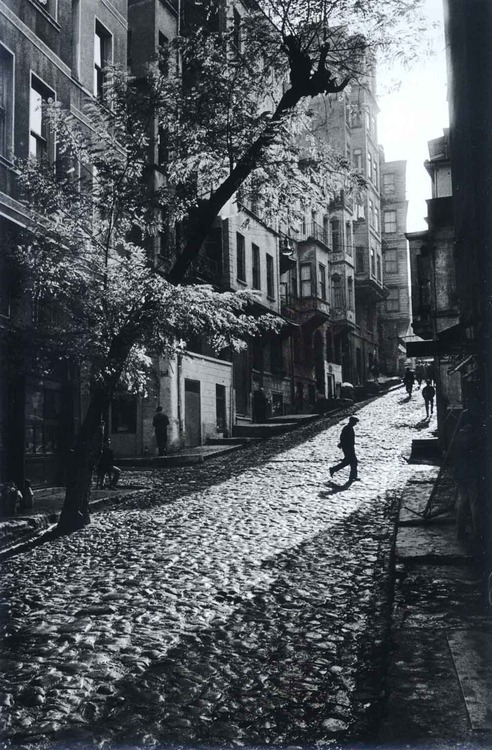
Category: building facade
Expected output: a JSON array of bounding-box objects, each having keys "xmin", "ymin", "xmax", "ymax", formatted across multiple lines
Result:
[
  {"xmin": 379, "ymin": 159, "xmax": 410, "ymax": 375},
  {"xmin": 0, "ymin": 0, "xmax": 128, "ymax": 485}
]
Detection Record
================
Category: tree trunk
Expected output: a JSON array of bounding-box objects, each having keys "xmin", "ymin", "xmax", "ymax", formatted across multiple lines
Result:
[
  {"xmin": 56, "ymin": 330, "xmax": 137, "ymax": 534},
  {"xmin": 56, "ymin": 386, "xmax": 110, "ymax": 534}
]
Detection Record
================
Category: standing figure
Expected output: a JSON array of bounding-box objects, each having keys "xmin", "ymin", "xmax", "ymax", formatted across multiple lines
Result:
[
  {"xmin": 329, "ymin": 416, "xmax": 359, "ymax": 483},
  {"xmin": 415, "ymin": 362, "xmax": 424, "ymax": 389},
  {"xmin": 422, "ymin": 380, "xmax": 435, "ymax": 418},
  {"xmin": 96, "ymin": 441, "xmax": 121, "ymax": 489},
  {"xmin": 403, "ymin": 368, "xmax": 415, "ymax": 397},
  {"xmin": 153, "ymin": 406, "xmax": 170, "ymax": 456}
]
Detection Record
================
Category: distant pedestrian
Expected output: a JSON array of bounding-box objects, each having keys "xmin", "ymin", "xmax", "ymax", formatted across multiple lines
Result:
[
  {"xmin": 153, "ymin": 406, "xmax": 170, "ymax": 456},
  {"xmin": 415, "ymin": 362, "xmax": 424, "ymax": 389},
  {"xmin": 422, "ymin": 380, "xmax": 435, "ymax": 418},
  {"xmin": 371, "ymin": 362, "xmax": 380, "ymax": 384},
  {"xmin": 96, "ymin": 441, "xmax": 121, "ymax": 489},
  {"xmin": 329, "ymin": 416, "xmax": 359, "ymax": 484},
  {"xmin": 402, "ymin": 368, "xmax": 415, "ymax": 397}
]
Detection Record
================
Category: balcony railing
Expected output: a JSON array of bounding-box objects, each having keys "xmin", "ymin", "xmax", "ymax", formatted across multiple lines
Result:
[{"xmin": 300, "ymin": 221, "xmax": 330, "ymax": 248}]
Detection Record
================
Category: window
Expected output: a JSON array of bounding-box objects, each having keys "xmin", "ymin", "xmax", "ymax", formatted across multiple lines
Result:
[
  {"xmin": 349, "ymin": 108, "xmax": 362, "ymax": 128},
  {"xmin": 158, "ymin": 32, "xmax": 169, "ymax": 77},
  {"xmin": 25, "ymin": 381, "xmax": 62, "ymax": 455},
  {"xmin": 318, "ymin": 263, "xmax": 327, "ymax": 300},
  {"xmin": 347, "ymin": 277, "xmax": 353, "ymax": 310},
  {"xmin": 367, "ymin": 152, "xmax": 372, "ymax": 180},
  {"xmin": 353, "ymin": 148, "xmax": 362, "ymax": 171},
  {"xmin": 375, "ymin": 206, "xmax": 380, "ymax": 233},
  {"xmin": 377, "ymin": 254, "xmax": 382, "ymax": 281},
  {"xmin": 236, "ymin": 232, "xmax": 246, "ymax": 281},
  {"xmin": 384, "ymin": 249, "xmax": 398, "ymax": 274},
  {"xmin": 372, "ymin": 160, "xmax": 378, "ymax": 187},
  {"xmin": 0, "ymin": 46, "xmax": 13, "ymax": 159},
  {"xmin": 232, "ymin": 8, "xmax": 242, "ymax": 51},
  {"xmin": 266, "ymin": 253, "xmax": 275, "ymax": 298},
  {"xmin": 370, "ymin": 246, "xmax": 376, "ymax": 277},
  {"xmin": 330, "ymin": 218, "xmax": 340, "ymax": 253},
  {"xmin": 383, "ymin": 172, "xmax": 395, "ymax": 194},
  {"xmin": 252, "ymin": 243, "xmax": 261, "ymax": 289},
  {"xmin": 331, "ymin": 274, "xmax": 343, "ymax": 307},
  {"xmin": 369, "ymin": 199, "xmax": 374, "ymax": 228},
  {"xmin": 356, "ymin": 246, "xmax": 365, "ymax": 272},
  {"xmin": 111, "ymin": 393, "xmax": 137, "ymax": 434},
  {"xmin": 345, "ymin": 222, "xmax": 353, "ymax": 255},
  {"xmin": 72, "ymin": 0, "xmax": 81, "ymax": 78},
  {"xmin": 300, "ymin": 263, "xmax": 311, "ymax": 297},
  {"xmin": 30, "ymin": 75, "xmax": 55, "ymax": 162},
  {"xmin": 386, "ymin": 287, "xmax": 400, "ymax": 312},
  {"xmin": 94, "ymin": 20, "xmax": 112, "ymax": 102},
  {"xmin": 384, "ymin": 210, "xmax": 397, "ymax": 233}
]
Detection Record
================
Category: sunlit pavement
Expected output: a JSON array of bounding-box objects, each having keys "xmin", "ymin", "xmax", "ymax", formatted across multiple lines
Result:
[{"xmin": 0, "ymin": 387, "xmax": 437, "ymax": 749}]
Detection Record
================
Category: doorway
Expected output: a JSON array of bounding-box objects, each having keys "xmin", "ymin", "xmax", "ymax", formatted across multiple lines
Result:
[{"xmin": 184, "ymin": 379, "xmax": 201, "ymax": 447}]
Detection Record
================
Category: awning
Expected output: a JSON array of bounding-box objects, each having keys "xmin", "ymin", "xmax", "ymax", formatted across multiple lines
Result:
[
  {"xmin": 406, "ymin": 339, "xmax": 437, "ymax": 357},
  {"xmin": 406, "ymin": 323, "xmax": 464, "ymax": 357}
]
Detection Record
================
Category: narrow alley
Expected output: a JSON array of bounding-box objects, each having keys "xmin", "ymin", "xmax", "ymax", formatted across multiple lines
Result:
[{"xmin": 1, "ymin": 388, "xmax": 438, "ymax": 748}]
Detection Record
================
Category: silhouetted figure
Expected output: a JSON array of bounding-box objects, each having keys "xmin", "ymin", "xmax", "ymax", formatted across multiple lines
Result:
[
  {"xmin": 422, "ymin": 380, "xmax": 435, "ymax": 418},
  {"xmin": 153, "ymin": 406, "xmax": 170, "ymax": 456},
  {"xmin": 415, "ymin": 363, "xmax": 424, "ymax": 389},
  {"xmin": 96, "ymin": 441, "xmax": 121, "ymax": 489},
  {"xmin": 403, "ymin": 368, "xmax": 415, "ymax": 397},
  {"xmin": 329, "ymin": 416, "xmax": 359, "ymax": 483}
]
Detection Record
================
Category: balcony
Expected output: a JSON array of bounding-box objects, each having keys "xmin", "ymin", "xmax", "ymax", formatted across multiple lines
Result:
[
  {"xmin": 331, "ymin": 306, "xmax": 356, "ymax": 330},
  {"xmin": 280, "ymin": 292, "xmax": 330, "ymax": 331},
  {"xmin": 300, "ymin": 221, "xmax": 330, "ymax": 249},
  {"xmin": 355, "ymin": 274, "xmax": 388, "ymax": 302}
]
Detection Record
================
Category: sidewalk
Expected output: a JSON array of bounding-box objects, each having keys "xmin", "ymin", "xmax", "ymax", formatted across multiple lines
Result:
[
  {"xmin": 0, "ymin": 443, "xmax": 245, "ymax": 556},
  {"xmin": 377, "ymin": 465, "xmax": 492, "ymax": 748}
]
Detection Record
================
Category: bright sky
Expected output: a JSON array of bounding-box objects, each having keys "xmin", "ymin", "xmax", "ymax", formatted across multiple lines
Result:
[{"xmin": 378, "ymin": 0, "xmax": 449, "ymax": 231}]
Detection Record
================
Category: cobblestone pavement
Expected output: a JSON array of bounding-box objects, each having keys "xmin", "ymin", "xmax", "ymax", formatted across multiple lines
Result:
[{"xmin": 0, "ymin": 388, "xmax": 437, "ymax": 749}]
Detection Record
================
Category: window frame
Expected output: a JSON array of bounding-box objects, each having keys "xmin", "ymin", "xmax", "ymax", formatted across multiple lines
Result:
[
  {"xmin": 384, "ymin": 249, "xmax": 399, "ymax": 274},
  {"xmin": 0, "ymin": 44, "xmax": 14, "ymax": 161},
  {"xmin": 266, "ymin": 252, "xmax": 275, "ymax": 299},
  {"xmin": 300, "ymin": 262, "xmax": 312, "ymax": 298},
  {"xmin": 94, "ymin": 19, "xmax": 113, "ymax": 103},
  {"xmin": 251, "ymin": 242, "xmax": 261, "ymax": 290},
  {"xmin": 236, "ymin": 231, "xmax": 246, "ymax": 282},
  {"xmin": 384, "ymin": 210, "xmax": 397, "ymax": 233},
  {"xmin": 29, "ymin": 73, "xmax": 55, "ymax": 163},
  {"xmin": 318, "ymin": 262, "xmax": 327, "ymax": 301}
]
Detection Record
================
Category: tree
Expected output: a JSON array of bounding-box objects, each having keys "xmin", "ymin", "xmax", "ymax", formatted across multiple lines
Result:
[
  {"xmin": 155, "ymin": 0, "xmax": 427, "ymax": 283},
  {"xmin": 15, "ymin": 0, "xmax": 425, "ymax": 533},
  {"xmin": 15, "ymin": 92, "xmax": 282, "ymax": 534}
]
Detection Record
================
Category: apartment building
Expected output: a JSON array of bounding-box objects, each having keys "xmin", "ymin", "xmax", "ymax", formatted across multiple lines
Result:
[
  {"xmin": 379, "ymin": 159, "xmax": 410, "ymax": 375},
  {"xmin": 0, "ymin": 0, "xmax": 128, "ymax": 485}
]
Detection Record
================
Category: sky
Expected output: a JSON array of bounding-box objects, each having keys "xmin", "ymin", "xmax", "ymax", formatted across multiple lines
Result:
[{"xmin": 377, "ymin": 0, "xmax": 449, "ymax": 231}]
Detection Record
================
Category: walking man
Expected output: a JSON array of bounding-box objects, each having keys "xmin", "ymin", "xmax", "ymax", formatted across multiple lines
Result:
[
  {"xmin": 403, "ymin": 367, "xmax": 415, "ymax": 397},
  {"xmin": 330, "ymin": 416, "xmax": 359, "ymax": 484},
  {"xmin": 153, "ymin": 406, "xmax": 170, "ymax": 456},
  {"xmin": 422, "ymin": 380, "xmax": 435, "ymax": 418}
]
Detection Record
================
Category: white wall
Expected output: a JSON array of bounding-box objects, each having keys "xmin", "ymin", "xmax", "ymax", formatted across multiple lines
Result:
[{"xmin": 181, "ymin": 353, "xmax": 233, "ymax": 443}]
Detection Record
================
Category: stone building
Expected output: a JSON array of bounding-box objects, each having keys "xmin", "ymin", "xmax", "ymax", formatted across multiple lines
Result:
[{"xmin": 379, "ymin": 159, "xmax": 410, "ymax": 375}]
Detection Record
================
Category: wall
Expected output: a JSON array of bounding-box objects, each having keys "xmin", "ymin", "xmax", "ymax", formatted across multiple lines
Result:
[{"xmin": 181, "ymin": 352, "xmax": 233, "ymax": 444}]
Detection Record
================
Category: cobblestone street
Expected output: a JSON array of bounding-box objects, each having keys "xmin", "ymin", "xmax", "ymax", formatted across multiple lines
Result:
[{"xmin": 0, "ymin": 388, "xmax": 437, "ymax": 749}]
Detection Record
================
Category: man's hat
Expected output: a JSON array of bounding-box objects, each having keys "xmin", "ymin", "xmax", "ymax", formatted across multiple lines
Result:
[{"xmin": 348, "ymin": 416, "xmax": 359, "ymax": 424}]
